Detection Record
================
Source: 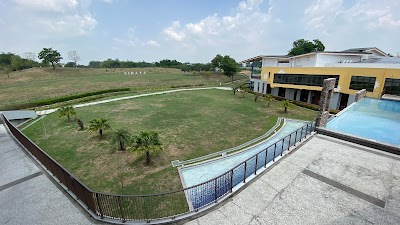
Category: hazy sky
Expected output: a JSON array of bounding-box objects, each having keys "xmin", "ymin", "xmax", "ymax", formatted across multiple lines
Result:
[{"xmin": 1, "ymin": 0, "xmax": 399, "ymax": 64}]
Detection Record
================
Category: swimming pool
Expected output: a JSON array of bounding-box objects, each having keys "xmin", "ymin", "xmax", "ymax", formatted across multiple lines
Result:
[
  {"xmin": 326, "ymin": 98, "xmax": 400, "ymax": 147},
  {"xmin": 180, "ymin": 119, "xmax": 312, "ymax": 209}
]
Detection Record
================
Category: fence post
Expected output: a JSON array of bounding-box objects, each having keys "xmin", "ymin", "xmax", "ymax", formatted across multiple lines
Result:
[
  {"xmin": 294, "ymin": 130, "xmax": 298, "ymax": 145},
  {"xmin": 95, "ymin": 193, "xmax": 104, "ymax": 219},
  {"xmin": 214, "ymin": 178, "xmax": 218, "ymax": 203},
  {"xmin": 254, "ymin": 155, "xmax": 258, "ymax": 175},
  {"xmin": 243, "ymin": 162, "xmax": 247, "ymax": 183},
  {"xmin": 281, "ymin": 138, "xmax": 285, "ymax": 156},
  {"xmin": 81, "ymin": 185, "xmax": 89, "ymax": 210},
  {"xmin": 273, "ymin": 143, "xmax": 277, "ymax": 162},
  {"xmin": 301, "ymin": 127, "xmax": 304, "ymax": 140},
  {"xmin": 288, "ymin": 134, "xmax": 292, "ymax": 149},
  {"xmin": 306, "ymin": 123, "xmax": 309, "ymax": 136},
  {"xmin": 71, "ymin": 177, "xmax": 79, "ymax": 200},
  {"xmin": 264, "ymin": 149, "xmax": 268, "ymax": 168},
  {"xmin": 230, "ymin": 170, "xmax": 233, "ymax": 193}
]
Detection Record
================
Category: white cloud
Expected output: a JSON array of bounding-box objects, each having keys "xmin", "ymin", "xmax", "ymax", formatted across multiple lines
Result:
[
  {"xmin": 163, "ymin": 21, "xmax": 186, "ymax": 41},
  {"xmin": 9, "ymin": 0, "xmax": 97, "ymax": 36},
  {"xmin": 13, "ymin": 0, "xmax": 79, "ymax": 13},
  {"xmin": 146, "ymin": 40, "xmax": 160, "ymax": 47}
]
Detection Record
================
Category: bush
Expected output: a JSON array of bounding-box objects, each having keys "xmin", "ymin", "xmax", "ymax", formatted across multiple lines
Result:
[
  {"xmin": 244, "ymin": 91, "xmax": 340, "ymax": 114},
  {"xmin": 3, "ymin": 88, "xmax": 130, "ymax": 110}
]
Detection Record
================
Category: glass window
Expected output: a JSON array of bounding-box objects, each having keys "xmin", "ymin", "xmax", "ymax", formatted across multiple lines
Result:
[
  {"xmin": 349, "ymin": 76, "xmax": 376, "ymax": 92},
  {"xmin": 273, "ymin": 74, "xmax": 340, "ymax": 87}
]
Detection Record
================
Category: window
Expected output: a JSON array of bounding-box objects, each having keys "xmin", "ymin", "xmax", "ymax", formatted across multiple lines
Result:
[
  {"xmin": 349, "ymin": 76, "xmax": 376, "ymax": 92},
  {"xmin": 384, "ymin": 78, "xmax": 400, "ymax": 96},
  {"xmin": 273, "ymin": 74, "xmax": 339, "ymax": 87}
]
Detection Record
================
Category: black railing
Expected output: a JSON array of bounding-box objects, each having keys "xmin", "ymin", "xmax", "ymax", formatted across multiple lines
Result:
[{"xmin": 2, "ymin": 114, "xmax": 315, "ymax": 222}]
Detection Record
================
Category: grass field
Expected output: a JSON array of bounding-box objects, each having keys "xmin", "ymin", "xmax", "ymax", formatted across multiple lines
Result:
[
  {"xmin": 0, "ymin": 67, "xmax": 240, "ymax": 110},
  {"xmin": 23, "ymin": 89, "xmax": 317, "ymax": 195}
]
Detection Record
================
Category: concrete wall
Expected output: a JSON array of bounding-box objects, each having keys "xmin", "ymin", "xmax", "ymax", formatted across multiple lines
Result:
[
  {"xmin": 348, "ymin": 94, "xmax": 356, "ymax": 106},
  {"xmin": 293, "ymin": 54, "xmax": 316, "ymax": 67},
  {"xmin": 316, "ymin": 54, "xmax": 361, "ymax": 66},
  {"xmin": 331, "ymin": 92, "xmax": 340, "ymax": 110},
  {"xmin": 262, "ymin": 58, "xmax": 278, "ymax": 67}
]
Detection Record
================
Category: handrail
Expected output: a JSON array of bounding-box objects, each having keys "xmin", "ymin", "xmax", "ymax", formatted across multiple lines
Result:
[{"xmin": 2, "ymin": 114, "xmax": 315, "ymax": 223}]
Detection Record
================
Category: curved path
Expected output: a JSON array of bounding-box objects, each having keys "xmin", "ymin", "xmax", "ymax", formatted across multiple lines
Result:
[
  {"xmin": 36, "ymin": 87, "xmax": 231, "ymax": 115},
  {"xmin": 0, "ymin": 124, "xmax": 102, "ymax": 225}
]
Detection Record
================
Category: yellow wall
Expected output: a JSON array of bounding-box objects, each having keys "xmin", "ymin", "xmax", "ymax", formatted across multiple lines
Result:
[{"xmin": 262, "ymin": 67, "xmax": 400, "ymax": 98}]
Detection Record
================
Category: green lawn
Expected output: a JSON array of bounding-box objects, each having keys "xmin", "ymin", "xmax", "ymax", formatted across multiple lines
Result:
[
  {"xmin": 0, "ymin": 67, "xmax": 241, "ymax": 110},
  {"xmin": 23, "ymin": 89, "xmax": 317, "ymax": 195}
]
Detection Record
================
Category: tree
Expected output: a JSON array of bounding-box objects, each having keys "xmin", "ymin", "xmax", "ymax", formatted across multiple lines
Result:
[
  {"xmin": 288, "ymin": 39, "xmax": 325, "ymax": 56},
  {"xmin": 58, "ymin": 106, "xmax": 76, "ymax": 121},
  {"xmin": 130, "ymin": 130, "xmax": 162, "ymax": 165},
  {"xmin": 211, "ymin": 54, "xmax": 223, "ymax": 69},
  {"xmin": 264, "ymin": 94, "xmax": 274, "ymax": 106},
  {"xmin": 11, "ymin": 55, "xmax": 22, "ymax": 71},
  {"xmin": 281, "ymin": 100, "xmax": 293, "ymax": 112},
  {"xmin": 64, "ymin": 62, "xmax": 76, "ymax": 67},
  {"xmin": 68, "ymin": 50, "xmax": 80, "ymax": 68},
  {"xmin": 110, "ymin": 128, "xmax": 131, "ymax": 151},
  {"xmin": 219, "ymin": 55, "xmax": 239, "ymax": 83},
  {"xmin": 38, "ymin": 48, "xmax": 62, "ymax": 69},
  {"xmin": 89, "ymin": 118, "xmax": 111, "ymax": 138}
]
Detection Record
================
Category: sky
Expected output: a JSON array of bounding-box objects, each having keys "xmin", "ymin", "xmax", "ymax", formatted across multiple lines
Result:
[{"xmin": 0, "ymin": 0, "xmax": 400, "ymax": 65}]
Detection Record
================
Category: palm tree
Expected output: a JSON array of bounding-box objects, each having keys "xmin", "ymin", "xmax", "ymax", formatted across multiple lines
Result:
[
  {"xmin": 264, "ymin": 94, "xmax": 274, "ymax": 106},
  {"xmin": 89, "ymin": 118, "xmax": 111, "ymax": 138},
  {"xmin": 58, "ymin": 106, "xmax": 76, "ymax": 121},
  {"xmin": 281, "ymin": 99, "xmax": 293, "ymax": 112},
  {"xmin": 110, "ymin": 128, "xmax": 131, "ymax": 151},
  {"xmin": 130, "ymin": 130, "xmax": 162, "ymax": 165}
]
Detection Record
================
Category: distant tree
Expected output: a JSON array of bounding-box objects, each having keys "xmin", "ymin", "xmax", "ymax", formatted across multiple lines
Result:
[
  {"xmin": 89, "ymin": 118, "xmax": 111, "ymax": 138},
  {"xmin": 264, "ymin": 94, "xmax": 274, "ymax": 106},
  {"xmin": 130, "ymin": 130, "xmax": 162, "ymax": 165},
  {"xmin": 38, "ymin": 48, "xmax": 62, "ymax": 69},
  {"xmin": 24, "ymin": 52, "xmax": 36, "ymax": 61},
  {"xmin": 64, "ymin": 62, "xmax": 76, "ymax": 67},
  {"xmin": 110, "ymin": 128, "xmax": 131, "ymax": 151},
  {"xmin": 281, "ymin": 100, "xmax": 293, "ymax": 112},
  {"xmin": 211, "ymin": 54, "xmax": 223, "ymax": 69},
  {"xmin": 3, "ymin": 65, "xmax": 12, "ymax": 78},
  {"xmin": 288, "ymin": 39, "xmax": 325, "ymax": 56},
  {"xmin": 11, "ymin": 55, "xmax": 23, "ymax": 71},
  {"xmin": 88, "ymin": 61, "xmax": 102, "ymax": 68},
  {"xmin": 68, "ymin": 50, "xmax": 80, "ymax": 67},
  {"xmin": 58, "ymin": 106, "xmax": 76, "ymax": 121},
  {"xmin": 220, "ymin": 55, "xmax": 239, "ymax": 83}
]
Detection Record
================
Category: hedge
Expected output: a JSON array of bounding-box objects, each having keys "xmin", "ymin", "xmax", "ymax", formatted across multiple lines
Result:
[{"xmin": 3, "ymin": 88, "xmax": 130, "ymax": 110}]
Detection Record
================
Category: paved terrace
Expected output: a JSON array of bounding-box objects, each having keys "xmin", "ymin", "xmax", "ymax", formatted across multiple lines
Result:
[
  {"xmin": 184, "ymin": 134, "xmax": 400, "ymax": 225},
  {"xmin": 0, "ymin": 124, "xmax": 103, "ymax": 225}
]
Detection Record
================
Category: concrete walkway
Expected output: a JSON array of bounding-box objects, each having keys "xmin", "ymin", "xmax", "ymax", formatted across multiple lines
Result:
[
  {"xmin": 36, "ymin": 87, "xmax": 231, "ymax": 115},
  {"xmin": 184, "ymin": 134, "xmax": 400, "ymax": 225},
  {"xmin": 0, "ymin": 125, "xmax": 100, "ymax": 225}
]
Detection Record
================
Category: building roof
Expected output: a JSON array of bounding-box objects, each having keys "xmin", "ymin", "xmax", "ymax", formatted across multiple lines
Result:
[
  {"xmin": 342, "ymin": 47, "xmax": 388, "ymax": 56},
  {"xmin": 240, "ymin": 51, "xmax": 371, "ymax": 63},
  {"xmin": 356, "ymin": 57, "xmax": 400, "ymax": 64}
]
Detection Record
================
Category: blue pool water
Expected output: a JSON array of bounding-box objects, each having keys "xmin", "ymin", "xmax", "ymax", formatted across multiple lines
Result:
[
  {"xmin": 326, "ymin": 98, "xmax": 400, "ymax": 147},
  {"xmin": 180, "ymin": 119, "xmax": 311, "ymax": 209}
]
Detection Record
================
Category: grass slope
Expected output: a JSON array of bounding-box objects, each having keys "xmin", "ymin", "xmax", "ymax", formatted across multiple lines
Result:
[
  {"xmin": 0, "ymin": 67, "xmax": 237, "ymax": 110},
  {"xmin": 23, "ymin": 89, "xmax": 317, "ymax": 195}
]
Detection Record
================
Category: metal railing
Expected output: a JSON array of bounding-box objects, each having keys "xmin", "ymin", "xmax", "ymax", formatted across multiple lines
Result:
[{"xmin": 2, "ymin": 114, "xmax": 315, "ymax": 223}]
